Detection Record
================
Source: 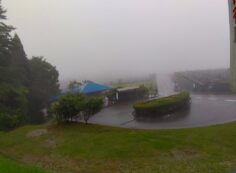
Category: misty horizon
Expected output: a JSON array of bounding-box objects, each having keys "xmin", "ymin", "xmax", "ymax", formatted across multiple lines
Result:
[{"xmin": 3, "ymin": 0, "xmax": 230, "ymax": 82}]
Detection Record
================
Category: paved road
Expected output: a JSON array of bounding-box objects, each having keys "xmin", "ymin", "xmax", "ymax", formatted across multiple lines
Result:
[{"xmin": 89, "ymin": 75, "xmax": 236, "ymax": 129}]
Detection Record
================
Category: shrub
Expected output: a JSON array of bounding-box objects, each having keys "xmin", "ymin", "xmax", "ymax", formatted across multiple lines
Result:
[
  {"xmin": 133, "ymin": 91, "xmax": 190, "ymax": 119},
  {"xmin": 83, "ymin": 97, "xmax": 104, "ymax": 124},
  {"xmin": 0, "ymin": 112, "xmax": 22, "ymax": 131},
  {"xmin": 49, "ymin": 94, "xmax": 103, "ymax": 124},
  {"xmin": 0, "ymin": 84, "xmax": 28, "ymax": 131},
  {"xmin": 49, "ymin": 93, "xmax": 86, "ymax": 122}
]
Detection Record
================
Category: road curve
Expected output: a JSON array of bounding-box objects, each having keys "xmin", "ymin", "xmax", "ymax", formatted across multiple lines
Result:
[{"xmin": 89, "ymin": 75, "xmax": 236, "ymax": 129}]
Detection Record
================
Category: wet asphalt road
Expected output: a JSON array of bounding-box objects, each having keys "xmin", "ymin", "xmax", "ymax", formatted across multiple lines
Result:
[{"xmin": 89, "ymin": 75, "xmax": 236, "ymax": 129}]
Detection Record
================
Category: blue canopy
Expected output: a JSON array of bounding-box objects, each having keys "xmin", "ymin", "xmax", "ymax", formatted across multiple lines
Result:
[
  {"xmin": 50, "ymin": 81, "xmax": 111, "ymax": 102},
  {"xmin": 79, "ymin": 81, "xmax": 112, "ymax": 94}
]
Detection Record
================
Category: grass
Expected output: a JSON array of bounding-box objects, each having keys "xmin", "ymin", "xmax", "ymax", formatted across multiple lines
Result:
[
  {"xmin": 1, "ymin": 122, "xmax": 236, "ymax": 172},
  {"xmin": 0, "ymin": 155, "xmax": 51, "ymax": 173}
]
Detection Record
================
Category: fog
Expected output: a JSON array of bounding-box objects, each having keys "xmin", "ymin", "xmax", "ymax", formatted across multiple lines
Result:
[{"xmin": 3, "ymin": 0, "xmax": 230, "ymax": 82}]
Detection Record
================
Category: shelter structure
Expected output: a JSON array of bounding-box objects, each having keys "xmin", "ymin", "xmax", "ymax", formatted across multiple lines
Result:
[
  {"xmin": 115, "ymin": 86, "xmax": 148, "ymax": 102},
  {"xmin": 71, "ymin": 81, "xmax": 112, "ymax": 96},
  {"xmin": 51, "ymin": 81, "xmax": 112, "ymax": 102}
]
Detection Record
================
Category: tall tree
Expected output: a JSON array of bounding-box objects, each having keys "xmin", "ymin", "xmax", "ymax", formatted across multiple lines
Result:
[
  {"xmin": 0, "ymin": 1, "xmax": 61, "ymax": 129},
  {"xmin": 0, "ymin": 0, "xmax": 14, "ymax": 67},
  {"xmin": 0, "ymin": 1, "xmax": 26, "ymax": 131},
  {"xmin": 10, "ymin": 34, "xmax": 30, "ymax": 87},
  {"xmin": 28, "ymin": 57, "xmax": 60, "ymax": 123},
  {"xmin": 0, "ymin": 0, "xmax": 15, "ymax": 85}
]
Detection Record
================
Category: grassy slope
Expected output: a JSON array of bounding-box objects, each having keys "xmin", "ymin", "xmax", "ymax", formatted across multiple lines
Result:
[
  {"xmin": 1, "ymin": 123, "xmax": 236, "ymax": 173},
  {"xmin": 0, "ymin": 155, "xmax": 51, "ymax": 173}
]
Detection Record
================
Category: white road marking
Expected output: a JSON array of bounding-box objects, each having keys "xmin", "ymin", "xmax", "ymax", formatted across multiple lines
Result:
[{"xmin": 224, "ymin": 99, "xmax": 236, "ymax": 102}]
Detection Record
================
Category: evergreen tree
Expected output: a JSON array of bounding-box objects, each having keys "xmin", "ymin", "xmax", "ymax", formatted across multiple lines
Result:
[
  {"xmin": 0, "ymin": 0, "xmax": 14, "ymax": 66},
  {"xmin": 0, "ymin": 0, "xmax": 60, "ymax": 129},
  {"xmin": 28, "ymin": 57, "xmax": 60, "ymax": 123},
  {"xmin": 0, "ymin": 0, "xmax": 15, "ymax": 85},
  {"xmin": 10, "ymin": 34, "xmax": 30, "ymax": 87},
  {"xmin": 0, "ymin": 1, "xmax": 28, "ymax": 131}
]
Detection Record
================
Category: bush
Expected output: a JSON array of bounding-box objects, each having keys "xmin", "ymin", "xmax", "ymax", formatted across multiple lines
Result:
[
  {"xmin": 133, "ymin": 91, "xmax": 190, "ymax": 119},
  {"xmin": 0, "ymin": 84, "xmax": 28, "ymax": 131},
  {"xmin": 83, "ymin": 97, "xmax": 104, "ymax": 124},
  {"xmin": 0, "ymin": 112, "xmax": 22, "ymax": 131},
  {"xmin": 0, "ymin": 84, "xmax": 28, "ymax": 115},
  {"xmin": 49, "ymin": 94, "xmax": 103, "ymax": 124},
  {"xmin": 49, "ymin": 93, "xmax": 86, "ymax": 122}
]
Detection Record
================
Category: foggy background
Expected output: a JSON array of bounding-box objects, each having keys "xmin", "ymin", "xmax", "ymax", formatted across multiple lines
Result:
[{"xmin": 3, "ymin": 0, "xmax": 230, "ymax": 82}]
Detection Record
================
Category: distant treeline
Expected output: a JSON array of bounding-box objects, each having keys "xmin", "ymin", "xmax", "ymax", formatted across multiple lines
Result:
[{"xmin": 0, "ymin": 0, "xmax": 59, "ymax": 131}]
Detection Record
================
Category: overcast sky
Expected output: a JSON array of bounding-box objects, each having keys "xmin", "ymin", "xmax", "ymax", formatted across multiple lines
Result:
[{"xmin": 3, "ymin": 0, "xmax": 230, "ymax": 81}]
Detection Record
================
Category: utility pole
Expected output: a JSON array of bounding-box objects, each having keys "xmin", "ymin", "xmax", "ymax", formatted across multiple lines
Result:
[{"xmin": 228, "ymin": 0, "xmax": 236, "ymax": 92}]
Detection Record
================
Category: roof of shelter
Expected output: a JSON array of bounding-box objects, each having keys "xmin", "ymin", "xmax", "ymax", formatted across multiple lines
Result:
[
  {"xmin": 117, "ymin": 86, "xmax": 140, "ymax": 92},
  {"xmin": 50, "ymin": 81, "xmax": 112, "ymax": 102},
  {"xmin": 69, "ymin": 81, "xmax": 112, "ymax": 94}
]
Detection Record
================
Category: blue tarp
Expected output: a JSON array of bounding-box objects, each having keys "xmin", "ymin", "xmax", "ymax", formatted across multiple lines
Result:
[
  {"xmin": 50, "ymin": 81, "xmax": 112, "ymax": 102},
  {"xmin": 78, "ymin": 81, "xmax": 112, "ymax": 94}
]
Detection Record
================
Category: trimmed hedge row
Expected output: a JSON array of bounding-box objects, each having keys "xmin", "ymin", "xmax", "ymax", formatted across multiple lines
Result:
[{"xmin": 133, "ymin": 91, "xmax": 190, "ymax": 119}]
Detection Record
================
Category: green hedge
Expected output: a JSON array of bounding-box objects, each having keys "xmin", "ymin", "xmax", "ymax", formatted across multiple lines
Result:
[{"xmin": 133, "ymin": 91, "xmax": 190, "ymax": 119}]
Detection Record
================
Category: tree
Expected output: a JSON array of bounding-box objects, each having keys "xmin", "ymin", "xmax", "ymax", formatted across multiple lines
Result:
[
  {"xmin": 0, "ymin": 0, "xmax": 15, "ymax": 85},
  {"xmin": 9, "ymin": 34, "xmax": 30, "ymax": 87},
  {"xmin": 0, "ymin": 1, "xmax": 60, "ymax": 129},
  {"xmin": 83, "ymin": 97, "xmax": 103, "ymax": 124},
  {"xmin": 0, "ymin": 1, "xmax": 29, "ymax": 131},
  {"xmin": 0, "ymin": 0, "xmax": 14, "ymax": 67},
  {"xmin": 0, "ymin": 83, "xmax": 28, "ymax": 114},
  {"xmin": 0, "ymin": 83, "xmax": 28, "ymax": 131},
  {"xmin": 68, "ymin": 80, "xmax": 82, "ymax": 90},
  {"xmin": 28, "ymin": 57, "xmax": 60, "ymax": 124}
]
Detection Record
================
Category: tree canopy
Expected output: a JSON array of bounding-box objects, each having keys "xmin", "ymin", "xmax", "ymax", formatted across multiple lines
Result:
[
  {"xmin": 28, "ymin": 57, "xmax": 60, "ymax": 124},
  {"xmin": 0, "ymin": 1, "xmax": 60, "ymax": 130},
  {"xmin": 0, "ymin": 0, "xmax": 14, "ymax": 66},
  {"xmin": 10, "ymin": 34, "xmax": 30, "ymax": 87}
]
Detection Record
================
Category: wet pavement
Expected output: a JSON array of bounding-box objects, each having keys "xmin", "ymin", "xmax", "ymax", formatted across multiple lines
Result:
[{"xmin": 89, "ymin": 75, "xmax": 236, "ymax": 129}]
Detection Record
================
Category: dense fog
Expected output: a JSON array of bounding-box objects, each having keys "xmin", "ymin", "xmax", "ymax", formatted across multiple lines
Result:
[{"xmin": 3, "ymin": 0, "xmax": 230, "ymax": 82}]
